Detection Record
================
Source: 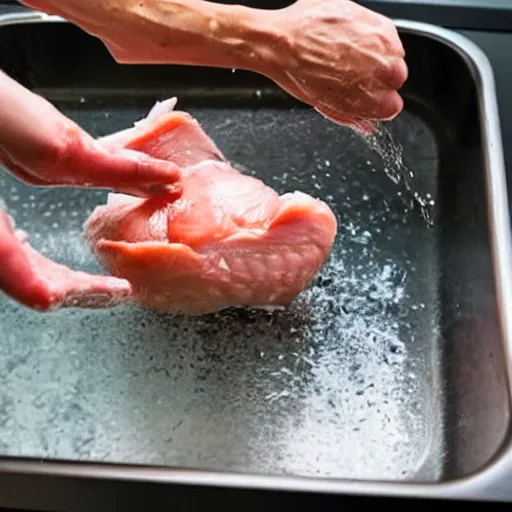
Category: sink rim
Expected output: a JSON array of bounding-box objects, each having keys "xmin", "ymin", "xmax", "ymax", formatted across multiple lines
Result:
[{"xmin": 0, "ymin": 10, "xmax": 512, "ymax": 503}]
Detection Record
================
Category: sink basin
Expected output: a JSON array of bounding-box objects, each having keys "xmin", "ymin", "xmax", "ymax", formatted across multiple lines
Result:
[{"xmin": 0, "ymin": 6, "xmax": 511, "ymax": 508}]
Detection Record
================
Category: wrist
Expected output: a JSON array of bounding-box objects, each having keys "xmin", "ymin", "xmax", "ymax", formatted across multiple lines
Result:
[
  {"xmin": 204, "ymin": 2, "xmax": 283, "ymax": 73},
  {"xmin": 217, "ymin": 5, "xmax": 294, "ymax": 82}
]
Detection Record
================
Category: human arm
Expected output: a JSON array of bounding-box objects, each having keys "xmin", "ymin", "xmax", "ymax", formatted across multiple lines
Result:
[
  {"xmin": 19, "ymin": 0, "xmax": 408, "ymax": 131},
  {"xmin": 0, "ymin": 208, "xmax": 132, "ymax": 310},
  {"xmin": 0, "ymin": 69, "xmax": 182, "ymax": 197},
  {"xmin": 0, "ymin": 69, "xmax": 183, "ymax": 310}
]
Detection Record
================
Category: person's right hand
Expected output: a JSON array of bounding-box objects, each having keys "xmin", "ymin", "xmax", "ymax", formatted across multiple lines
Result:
[
  {"xmin": 17, "ymin": 0, "xmax": 407, "ymax": 134},
  {"xmin": 0, "ymin": 70, "xmax": 183, "ymax": 311},
  {"xmin": 0, "ymin": 70, "xmax": 182, "ymax": 198},
  {"xmin": 264, "ymin": 0, "xmax": 408, "ymax": 133}
]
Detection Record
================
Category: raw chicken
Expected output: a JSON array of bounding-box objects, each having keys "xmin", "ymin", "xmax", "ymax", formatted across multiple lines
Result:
[{"xmin": 84, "ymin": 99, "xmax": 338, "ymax": 315}]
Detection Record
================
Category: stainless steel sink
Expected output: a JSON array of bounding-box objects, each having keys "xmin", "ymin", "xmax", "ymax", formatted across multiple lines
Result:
[{"xmin": 0, "ymin": 7, "xmax": 511, "ymax": 508}]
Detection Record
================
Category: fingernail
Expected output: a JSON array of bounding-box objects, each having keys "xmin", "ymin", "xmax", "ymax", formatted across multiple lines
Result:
[{"xmin": 147, "ymin": 182, "xmax": 183, "ymax": 199}]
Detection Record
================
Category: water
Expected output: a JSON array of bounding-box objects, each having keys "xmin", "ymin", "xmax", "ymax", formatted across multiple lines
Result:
[
  {"xmin": 0, "ymin": 99, "xmax": 442, "ymax": 481},
  {"xmin": 363, "ymin": 122, "xmax": 435, "ymax": 227}
]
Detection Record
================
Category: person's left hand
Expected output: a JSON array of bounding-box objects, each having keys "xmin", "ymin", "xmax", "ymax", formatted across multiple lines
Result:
[{"xmin": 0, "ymin": 208, "xmax": 133, "ymax": 310}]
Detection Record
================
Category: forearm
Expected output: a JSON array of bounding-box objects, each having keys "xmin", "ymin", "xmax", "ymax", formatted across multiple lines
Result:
[
  {"xmin": 122, "ymin": 0, "xmax": 276, "ymax": 68},
  {"xmin": 29, "ymin": 0, "xmax": 281, "ymax": 71},
  {"xmin": 20, "ymin": 0, "xmax": 407, "ymax": 129},
  {"xmin": 0, "ymin": 70, "xmax": 70, "ymax": 171}
]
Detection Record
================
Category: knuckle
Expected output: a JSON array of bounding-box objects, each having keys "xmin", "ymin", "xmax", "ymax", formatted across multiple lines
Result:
[
  {"xmin": 44, "ymin": 140, "xmax": 67, "ymax": 170},
  {"xmin": 373, "ymin": 57, "xmax": 408, "ymax": 91},
  {"xmin": 380, "ymin": 15, "xmax": 399, "ymax": 36},
  {"xmin": 36, "ymin": 123, "xmax": 76, "ymax": 178}
]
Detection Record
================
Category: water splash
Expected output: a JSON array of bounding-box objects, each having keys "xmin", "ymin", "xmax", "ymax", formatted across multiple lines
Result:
[{"xmin": 361, "ymin": 122, "xmax": 435, "ymax": 228}]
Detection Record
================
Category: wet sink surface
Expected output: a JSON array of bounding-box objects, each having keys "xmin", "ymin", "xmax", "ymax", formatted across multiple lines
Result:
[
  {"xmin": 0, "ymin": 14, "xmax": 510, "ymax": 489},
  {"xmin": 0, "ymin": 103, "xmax": 440, "ymax": 481}
]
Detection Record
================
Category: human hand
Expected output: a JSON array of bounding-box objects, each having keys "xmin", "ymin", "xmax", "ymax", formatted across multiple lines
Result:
[
  {"xmin": 0, "ymin": 71, "xmax": 182, "ymax": 311},
  {"xmin": 0, "ymin": 70, "xmax": 182, "ymax": 198},
  {"xmin": 263, "ymin": 0, "xmax": 408, "ymax": 133},
  {"xmin": 0, "ymin": 208, "xmax": 132, "ymax": 310},
  {"xmin": 17, "ymin": 0, "xmax": 406, "ymax": 134}
]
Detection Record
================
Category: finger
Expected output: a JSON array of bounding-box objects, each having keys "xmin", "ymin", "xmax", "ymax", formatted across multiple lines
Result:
[
  {"xmin": 68, "ymin": 140, "xmax": 183, "ymax": 198},
  {"xmin": 314, "ymin": 104, "xmax": 378, "ymax": 136},
  {"xmin": 318, "ymin": 83, "xmax": 404, "ymax": 121},
  {"xmin": 0, "ymin": 152, "xmax": 52, "ymax": 187},
  {"xmin": 0, "ymin": 210, "xmax": 132, "ymax": 310},
  {"xmin": 271, "ymin": 70, "xmax": 400, "ymax": 127},
  {"xmin": 370, "ymin": 89, "xmax": 404, "ymax": 121},
  {"xmin": 0, "ymin": 211, "xmax": 54, "ymax": 310},
  {"xmin": 22, "ymin": 243, "xmax": 133, "ymax": 310},
  {"xmin": 271, "ymin": 69, "xmax": 379, "ymax": 134},
  {"xmin": 376, "ymin": 57, "xmax": 409, "ymax": 91},
  {"xmin": 0, "ymin": 73, "xmax": 181, "ymax": 195}
]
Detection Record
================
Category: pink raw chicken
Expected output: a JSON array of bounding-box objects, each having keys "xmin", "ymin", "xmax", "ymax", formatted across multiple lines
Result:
[{"xmin": 84, "ymin": 98, "xmax": 338, "ymax": 315}]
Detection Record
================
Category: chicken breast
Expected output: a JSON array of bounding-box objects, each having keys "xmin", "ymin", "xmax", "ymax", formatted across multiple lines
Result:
[{"xmin": 84, "ymin": 99, "xmax": 338, "ymax": 315}]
